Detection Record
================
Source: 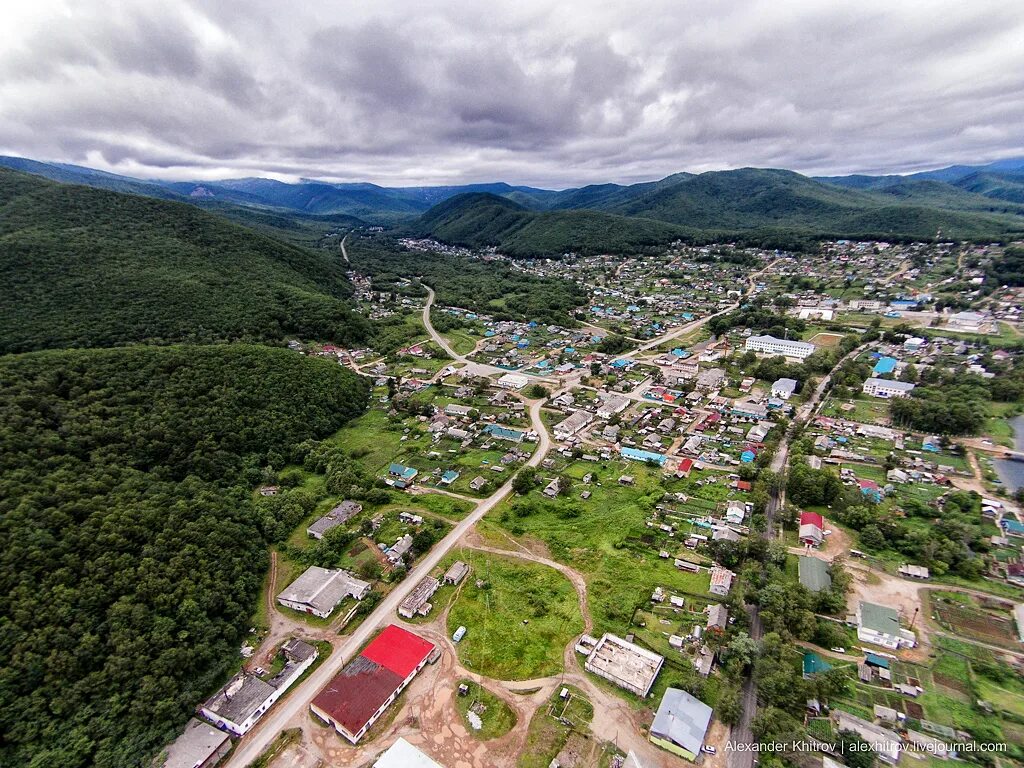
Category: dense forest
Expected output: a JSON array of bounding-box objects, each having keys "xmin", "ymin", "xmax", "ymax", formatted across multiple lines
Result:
[
  {"xmin": 348, "ymin": 236, "xmax": 588, "ymax": 326},
  {"xmin": 0, "ymin": 345, "xmax": 369, "ymax": 768},
  {"xmin": 0, "ymin": 169, "xmax": 370, "ymax": 353}
]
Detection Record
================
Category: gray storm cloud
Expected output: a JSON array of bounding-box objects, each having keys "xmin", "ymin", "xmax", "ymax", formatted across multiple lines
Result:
[{"xmin": 0, "ymin": 0, "xmax": 1022, "ymax": 186}]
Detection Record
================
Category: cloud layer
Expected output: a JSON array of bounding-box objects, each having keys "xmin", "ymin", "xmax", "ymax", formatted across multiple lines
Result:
[{"xmin": 1, "ymin": 0, "xmax": 1023, "ymax": 186}]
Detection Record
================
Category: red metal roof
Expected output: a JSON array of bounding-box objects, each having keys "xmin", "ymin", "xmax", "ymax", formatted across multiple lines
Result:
[
  {"xmin": 800, "ymin": 511, "xmax": 824, "ymax": 528},
  {"xmin": 361, "ymin": 624, "xmax": 436, "ymax": 679},
  {"xmin": 311, "ymin": 656, "xmax": 403, "ymax": 736},
  {"xmin": 678, "ymin": 458, "xmax": 694, "ymax": 473}
]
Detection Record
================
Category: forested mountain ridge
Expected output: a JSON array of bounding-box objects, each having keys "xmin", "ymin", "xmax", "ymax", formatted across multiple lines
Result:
[
  {"xmin": 411, "ymin": 192, "xmax": 699, "ymax": 256},
  {"xmin": 6, "ymin": 155, "xmax": 1024, "ymax": 244},
  {"xmin": 0, "ymin": 344, "xmax": 370, "ymax": 768},
  {"xmin": 0, "ymin": 169, "xmax": 370, "ymax": 353}
]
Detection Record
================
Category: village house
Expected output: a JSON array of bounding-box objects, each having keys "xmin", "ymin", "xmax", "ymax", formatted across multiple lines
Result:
[
  {"xmin": 856, "ymin": 600, "xmax": 916, "ymax": 650},
  {"xmin": 307, "ymin": 500, "xmax": 363, "ymax": 540},
  {"xmin": 708, "ymin": 567, "xmax": 735, "ymax": 596}
]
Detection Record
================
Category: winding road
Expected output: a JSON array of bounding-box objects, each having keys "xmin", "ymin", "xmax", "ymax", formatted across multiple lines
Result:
[
  {"xmin": 229, "ymin": 256, "xmax": 786, "ymax": 766},
  {"xmin": 224, "ymin": 398, "xmax": 552, "ymax": 768}
]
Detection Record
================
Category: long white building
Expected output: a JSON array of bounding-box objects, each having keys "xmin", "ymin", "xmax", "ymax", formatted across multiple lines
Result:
[
  {"xmin": 862, "ymin": 378, "xmax": 915, "ymax": 399},
  {"xmin": 745, "ymin": 335, "xmax": 816, "ymax": 360}
]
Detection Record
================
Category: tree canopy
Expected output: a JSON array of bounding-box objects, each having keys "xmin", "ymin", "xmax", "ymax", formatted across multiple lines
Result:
[{"xmin": 0, "ymin": 344, "xmax": 369, "ymax": 768}]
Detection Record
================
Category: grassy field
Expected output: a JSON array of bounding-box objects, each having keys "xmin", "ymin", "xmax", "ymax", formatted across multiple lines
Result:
[
  {"xmin": 518, "ymin": 686, "xmax": 594, "ymax": 768},
  {"xmin": 454, "ymin": 679, "xmax": 517, "ymax": 739},
  {"xmin": 447, "ymin": 550, "xmax": 584, "ymax": 680},
  {"xmin": 444, "ymin": 329, "xmax": 480, "ymax": 356},
  {"xmin": 481, "ymin": 459, "xmax": 713, "ymax": 634}
]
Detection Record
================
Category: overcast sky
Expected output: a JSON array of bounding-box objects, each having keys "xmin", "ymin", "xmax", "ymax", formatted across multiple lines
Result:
[{"xmin": 1, "ymin": 0, "xmax": 1023, "ymax": 188}]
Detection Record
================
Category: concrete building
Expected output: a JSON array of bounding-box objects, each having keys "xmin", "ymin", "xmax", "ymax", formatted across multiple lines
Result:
[
  {"xmin": 771, "ymin": 377, "xmax": 798, "ymax": 400},
  {"xmin": 443, "ymin": 561, "xmax": 470, "ymax": 585},
  {"xmin": 696, "ymin": 367, "xmax": 726, "ymax": 391},
  {"xmin": 863, "ymin": 378, "xmax": 915, "ymax": 398},
  {"xmin": 947, "ymin": 310, "xmax": 989, "ymax": 334},
  {"xmin": 497, "ymin": 373, "xmax": 529, "ymax": 389},
  {"xmin": 597, "ymin": 394, "xmax": 630, "ymax": 419},
  {"xmin": 397, "ymin": 576, "xmax": 440, "ymax": 619},
  {"xmin": 857, "ymin": 601, "xmax": 916, "ymax": 650},
  {"xmin": 648, "ymin": 688, "xmax": 713, "ymax": 761},
  {"xmin": 160, "ymin": 718, "xmax": 231, "ymax": 768},
  {"xmin": 745, "ymin": 335, "xmax": 815, "ymax": 360},
  {"xmin": 277, "ymin": 566, "xmax": 371, "ymax": 618},
  {"xmin": 584, "ymin": 633, "xmax": 664, "ymax": 697},
  {"xmin": 373, "ymin": 738, "xmax": 444, "ymax": 768},
  {"xmin": 201, "ymin": 640, "xmax": 318, "ymax": 737},
  {"xmin": 307, "ymin": 500, "xmax": 363, "ymax": 539},
  {"xmin": 311, "ymin": 625, "xmax": 436, "ymax": 744}
]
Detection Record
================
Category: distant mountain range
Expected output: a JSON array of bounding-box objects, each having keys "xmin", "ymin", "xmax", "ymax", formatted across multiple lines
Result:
[{"xmin": 2, "ymin": 154, "xmax": 1023, "ymax": 253}]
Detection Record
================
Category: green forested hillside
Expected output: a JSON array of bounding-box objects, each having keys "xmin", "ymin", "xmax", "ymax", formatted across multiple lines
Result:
[
  {"xmin": 0, "ymin": 169, "xmax": 370, "ymax": 353},
  {"xmin": 413, "ymin": 192, "xmax": 694, "ymax": 256},
  {"xmin": 0, "ymin": 344, "xmax": 369, "ymax": 768},
  {"xmin": 414, "ymin": 174, "xmax": 1024, "ymax": 256},
  {"xmin": 600, "ymin": 168, "xmax": 1024, "ymax": 237}
]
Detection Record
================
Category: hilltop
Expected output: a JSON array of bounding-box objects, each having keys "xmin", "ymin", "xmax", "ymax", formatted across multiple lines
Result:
[{"xmin": 0, "ymin": 169, "xmax": 370, "ymax": 353}]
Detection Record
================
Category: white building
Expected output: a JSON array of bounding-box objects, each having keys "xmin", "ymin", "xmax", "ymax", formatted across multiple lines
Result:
[
  {"xmin": 584, "ymin": 634, "xmax": 665, "ymax": 697},
  {"xmin": 745, "ymin": 335, "xmax": 816, "ymax": 360},
  {"xmin": 856, "ymin": 601, "xmax": 916, "ymax": 650},
  {"xmin": 497, "ymin": 372, "xmax": 529, "ymax": 390},
  {"xmin": 947, "ymin": 310, "xmax": 989, "ymax": 333},
  {"xmin": 201, "ymin": 640, "xmax": 318, "ymax": 736},
  {"xmin": 862, "ymin": 378, "xmax": 915, "ymax": 399},
  {"xmin": 770, "ymin": 377, "xmax": 798, "ymax": 400}
]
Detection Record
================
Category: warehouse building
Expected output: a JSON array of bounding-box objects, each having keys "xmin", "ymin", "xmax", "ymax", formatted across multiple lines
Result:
[
  {"xmin": 277, "ymin": 566, "xmax": 371, "ymax": 618},
  {"xmin": 311, "ymin": 625, "xmax": 436, "ymax": 744}
]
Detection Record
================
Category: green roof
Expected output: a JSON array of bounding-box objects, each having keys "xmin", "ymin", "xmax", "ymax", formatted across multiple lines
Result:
[
  {"xmin": 803, "ymin": 652, "xmax": 832, "ymax": 677},
  {"xmin": 798, "ymin": 556, "xmax": 832, "ymax": 593},
  {"xmin": 859, "ymin": 601, "xmax": 901, "ymax": 634}
]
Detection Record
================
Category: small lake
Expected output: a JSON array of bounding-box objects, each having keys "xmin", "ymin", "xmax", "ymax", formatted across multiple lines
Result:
[{"xmin": 992, "ymin": 413, "xmax": 1024, "ymax": 493}]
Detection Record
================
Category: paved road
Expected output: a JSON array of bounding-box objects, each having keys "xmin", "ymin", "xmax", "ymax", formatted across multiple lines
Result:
[
  {"xmin": 224, "ymin": 397, "xmax": 552, "ymax": 767},
  {"xmin": 729, "ymin": 342, "xmax": 866, "ymax": 768}
]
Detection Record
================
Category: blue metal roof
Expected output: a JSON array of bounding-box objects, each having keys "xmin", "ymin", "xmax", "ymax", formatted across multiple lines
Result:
[
  {"xmin": 873, "ymin": 357, "xmax": 897, "ymax": 375},
  {"xmin": 621, "ymin": 447, "xmax": 666, "ymax": 465}
]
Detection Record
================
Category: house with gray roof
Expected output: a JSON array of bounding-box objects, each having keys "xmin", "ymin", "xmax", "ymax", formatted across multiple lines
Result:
[
  {"xmin": 307, "ymin": 500, "xmax": 363, "ymax": 540},
  {"xmin": 160, "ymin": 718, "xmax": 230, "ymax": 768},
  {"xmin": 649, "ymin": 688, "xmax": 713, "ymax": 760}
]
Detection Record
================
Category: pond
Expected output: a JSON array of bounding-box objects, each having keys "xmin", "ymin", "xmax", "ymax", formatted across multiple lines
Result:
[{"xmin": 992, "ymin": 413, "xmax": 1024, "ymax": 493}]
